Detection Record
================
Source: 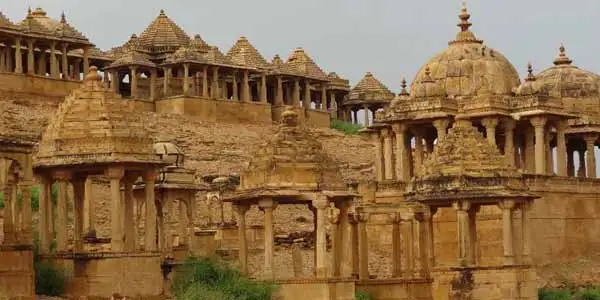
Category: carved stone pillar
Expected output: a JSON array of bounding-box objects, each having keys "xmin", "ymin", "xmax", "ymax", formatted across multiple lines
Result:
[
  {"xmin": 320, "ymin": 86, "xmax": 327, "ymax": 110},
  {"xmin": 211, "ymin": 66, "xmax": 220, "ymax": 99},
  {"xmin": 50, "ymin": 42, "xmax": 59, "ymax": 78},
  {"xmin": 530, "ymin": 116, "xmax": 547, "ymax": 174},
  {"xmin": 363, "ymin": 105, "xmax": 369, "ymax": 126},
  {"xmin": 546, "ymin": 128, "xmax": 554, "ymax": 174},
  {"xmin": 412, "ymin": 128, "xmax": 425, "ymax": 174},
  {"xmin": 371, "ymin": 130, "xmax": 384, "ymax": 181},
  {"xmin": 578, "ymin": 148, "xmax": 587, "ymax": 177},
  {"xmin": 525, "ymin": 126, "xmax": 535, "ymax": 173},
  {"xmin": 585, "ymin": 135, "xmax": 598, "ymax": 178},
  {"xmin": 453, "ymin": 200, "xmax": 472, "ymax": 266},
  {"xmin": 499, "ymin": 200, "xmax": 516, "ymax": 265},
  {"xmin": 357, "ymin": 212, "xmax": 370, "ymax": 280},
  {"xmin": 567, "ymin": 147, "xmax": 575, "ymax": 176},
  {"xmin": 72, "ymin": 179, "xmax": 85, "ymax": 252},
  {"xmin": 61, "ymin": 43, "xmax": 69, "ymax": 80},
  {"xmin": 482, "ymin": 117, "xmax": 499, "ymax": 147},
  {"xmin": 259, "ymin": 198, "xmax": 276, "ymax": 279},
  {"xmin": 382, "ymin": 128, "xmax": 395, "ymax": 180},
  {"xmin": 313, "ymin": 197, "xmax": 329, "ymax": 278},
  {"xmin": 235, "ymin": 204, "xmax": 250, "ymax": 274},
  {"xmin": 293, "ymin": 79, "xmax": 300, "ymax": 107},
  {"xmin": 232, "ymin": 71, "xmax": 239, "ymax": 101},
  {"xmin": 401, "ymin": 213, "xmax": 415, "ymax": 277},
  {"xmin": 391, "ymin": 214, "xmax": 402, "ymax": 277},
  {"xmin": 202, "ymin": 66, "xmax": 209, "ymax": 97},
  {"xmin": 14, "ymin": 37, "xmax": 22, "ymax": 74},
  {"xmin": 27, "ymin": 39, "xmax": 35, "ymax": 74},
  {"xmin": 275, "ymin": 76, "xmax": 284, "ymax": 105},
  {"xmin": 433, "ymin": 119, "xmax": 450, "ymax": 141},
  {"xmin": 415, "ymin": 212, "xmax": 431, "ymax": 277},
  {"xmin": 183, "ymin": 63, "xmax": 190, "ymax": 95},
  {"xmin": 260, "ymin": 74, "xmax": 268, "ymax": 103},
  {"xmin": 150, "ymin": 68, "xmax": 157, "ymax": 100},
  {"xmin": 38, "ymin": 177, "xmax": 52, "ymax": 253},
  {"xmin": 328, "ymin": 202, "xmax": 343, "ymax": 277},
  {"xmin": 339, "ymin": 201, "xmax": 354, "ymax": 278},
  {"xmin": 130, "ymin": 66, "xmax": 138, "ymax": 98},
  {"xmin": 428, "ymin": 207, "xmax": 437, "ymax": 269},
  {"xmin": 163, "ymin": 67, "xmax": 171, "ymax": 97},
  {"xmin": 303, "ymin": 79, "xmax": 311, "ymax": 108},
  {"xmin": 392, "ymin": 123, "xmax": 410, "ymax": 181},
  {"xmin": 504, "ymin": 119, "xmax": 516, "ymax": 167},
  {"xmin": 2, "ymin": 182, "xmax": 15, "ymax": 244},
  {"xmin": 242, "ymin": 70, "xmax": 250, "ymax": 102},
  {"xmin": 123, "ymin": 177, "xmax": 136, "ymax": 251},
  {"xmin": 82, "ymin": 46, "xmax": 89, "ymax": 75},
  {"xmin": 144, "ymin": 170, "xmax": 158, "ymax": 252},
  {"xmin": 555, "ymin": 121, "xmax": 568, "ymax": 176},
  {"xmin": 107, "ymin": 167, "xmax": 124, "ymax": 251},
  {"xmin": 521, "ymin": 202, "xmax": 532, "ymax": 264},
  {"xmin": 54, "ymin": 171, "xmax": 72, "ymax": 252}
]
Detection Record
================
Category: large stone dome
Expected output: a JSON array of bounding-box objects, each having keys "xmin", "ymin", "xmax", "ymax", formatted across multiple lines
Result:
[
  {"xmin": 516, "ymin": 45, "xmax": 600, "ymax": 98},
  {"xmin": 410, "ymin": 5, "xmax": 520, "ymax": 98}
]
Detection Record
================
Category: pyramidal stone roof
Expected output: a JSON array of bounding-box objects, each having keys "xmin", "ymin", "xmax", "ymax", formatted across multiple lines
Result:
[
  {"xmin": 286, "ymin": 48, "xmax": 328, "ymax": 80},
  {"xmin": 20, "ymin": 8, "xmax": 90, "ymax": 42},
  {"xmin": 0, "ymin": 11, "xmax": 17, "ymax": 30},
  {"xmin": 203, "ymin": 46, "xmax": 235, "ymax": 66},
  {"xmin": 239, "ymin": 108, "xmax": 346, "ymax": 191},
  {"xmin": 405, "ymin": 119, "xmax": 534, "ymax": 203},
  {"xmin": 34, "ymin": 67, "xmax": 164, "ymax": 169},
  {"xmin": 138, "ymin": 9, "xmax": 190, "ymax": 53},
  {"xmin": 226, "ymin": 36, "xmax": 269, "ymax": 69},
  {"xmin": 348, "ymin": 72, "xmax": 395, "ymax": 103}
]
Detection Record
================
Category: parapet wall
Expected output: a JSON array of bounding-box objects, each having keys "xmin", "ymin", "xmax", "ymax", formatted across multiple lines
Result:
[
  {"xmin": 0, "ymin": 72, "xmax": 80, "ymax": 103},
  {"xmin": 156, "ymin": 96, "xmax": 273, "ymax": 124},
  {"xmin": 0, "ymin": 247, "xmax": 34, "ymax": 300}
]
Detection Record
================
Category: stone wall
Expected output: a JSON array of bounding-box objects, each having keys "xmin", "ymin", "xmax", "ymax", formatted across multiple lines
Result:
[
  {"xmin": 356, "ymin": 279, "xmax": 432, "ymax": 300},
  {"xmin": 156, "ymin": 96, "xmax": 273, "ymax": 125},
  {"xmin": 0, "ymin": 247, "xmax": 34, "ymax": 300},
  {"xmin": 0, "ymin": 72, "xmax": 80, "ymax": 102}
]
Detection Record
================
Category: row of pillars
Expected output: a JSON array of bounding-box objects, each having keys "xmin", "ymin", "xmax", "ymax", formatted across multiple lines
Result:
[
  {"xmin": 234, "ymin": 196, "xmax": 353, "ymax": 280},
  {"xmin": 37, "ymin": 167, "xmax": 159, "ymax": 254},
  {"xmin": 0, "ymin": 37, "xmax": 89, "ymax": 79},
  {"xmin": 372, "ymin": 116, "xmax": 599, "ymax": 182},
  {"xmin": 1, "ymin": 181, "xmax": 33, "ymax": 245},
  {"xmin": 453, "ymin": 199, "xmax": 532, "ymax": 267},
  {"xmin": 339, "ymin": 105, "xmax": 381, "ymax": 126}
]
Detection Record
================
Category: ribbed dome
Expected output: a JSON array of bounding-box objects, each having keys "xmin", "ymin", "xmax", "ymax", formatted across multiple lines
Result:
[
  {"xmin": 410, "ymin": 5, "xmax": 520, "ymax": 98},
  {"xmin": 138, "ymin": 9, "xmax": 190, "ymax": 53},
  {"xmin": 516, "ymin": 45, "xmax": 600, "ymax": 98}
]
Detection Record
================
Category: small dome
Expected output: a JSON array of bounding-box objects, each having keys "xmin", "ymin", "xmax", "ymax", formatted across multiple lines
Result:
[
  {"xmin": 410, "ymin": 5, "xmax": 520, "ymax": 98},
  {"xmin": 518, "ymin": 45, "xmax": 600, "ymax": 98},
  {"xmin": 153, "ymin": 141, "xmax": 185, "ymax": 166}
]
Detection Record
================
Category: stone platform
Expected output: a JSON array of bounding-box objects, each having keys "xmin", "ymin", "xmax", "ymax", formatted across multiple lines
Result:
[{"xmin": 0, "ymin": 246, "xmax": 34, "ymax": 300}]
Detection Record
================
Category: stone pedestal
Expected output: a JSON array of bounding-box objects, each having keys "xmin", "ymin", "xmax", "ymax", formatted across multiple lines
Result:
[{"xmin": 0, "ymin": 247, "xmax": 34, "ymax": 300}]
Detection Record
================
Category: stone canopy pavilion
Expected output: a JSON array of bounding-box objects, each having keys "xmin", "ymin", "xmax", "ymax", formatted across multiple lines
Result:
[
  {"xmin": 33, "ymin": 67, "xmax": 168, "ymax": 298},
  {"xmin": 225, "ymin": 108, "xmax": 358, "ymax": 300}
]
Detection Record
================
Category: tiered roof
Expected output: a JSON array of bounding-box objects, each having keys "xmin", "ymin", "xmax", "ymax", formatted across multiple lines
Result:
[
  {"xmin": 347, "ymin": 72, "xmax": 395, "ymax": 105},
  {"xmin": 226, "ymin": 36, "xmax": 269, "ymax": 69},
  {"xmin": 285, "ymin": 48, "xmax": 328, "ymax": 80},
  {"xmin": 18, "ymin": 8, "xmax": 91, "ymax": 44},
  {"xmin": 138, "ymin": 9, "xmax": 190, "ymax": 53},
  {"xmin": 34, "ymin": 67, "xmax": 164, "ymax": 169},
  {"xmin": 0, "ymin": 11, "xmax": 18, "ymax": 31}
]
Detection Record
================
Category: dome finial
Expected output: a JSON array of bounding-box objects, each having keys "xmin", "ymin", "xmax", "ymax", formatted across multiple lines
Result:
[
  {"xmin": 554, "ymin": 42, "xmax": 573, "ymax": 66},
  {"xmin": 400, "ymin": 77, "xmax": 409, "ymax": 95},
  {"xmin": 60, "ymin": 11, "xmax": 66, "ymax": 23},
  {"xmin": 458, "ymin": 0, "xmax": 472, "ymax": 32},
  {"xmin": 525, "ymin": 62, "xmax": 536, "ymax": 81}
]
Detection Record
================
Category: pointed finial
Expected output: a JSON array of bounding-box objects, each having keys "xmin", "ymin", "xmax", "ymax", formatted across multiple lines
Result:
[
  {"xmin": 525, "ymin": 62, "xmax": 536, "ymax": 81},
  {"xmin": 28, "ymin": 6, "xmax": 32, "ymax": 15},
  {"xmin": 458, "ymin": 0, "xmax": 472, "ymax": 32},
  {"xmin": 425, "ymin": 66, "xmax": 431, "ymax": 76},
  {"xmin": 400, "ymin": 77, "xmax": 409, "ymax": 95},
  {"xmin": 60, "ymin": 11, "xmax": 66, "ymax": 23},
  {"xmin": 160, "ymin": 9, "xmax": 165, "ymax": 15},
  {"xmin": 554, "ymin": 42, "xmax": 573, "ymax": 66}
]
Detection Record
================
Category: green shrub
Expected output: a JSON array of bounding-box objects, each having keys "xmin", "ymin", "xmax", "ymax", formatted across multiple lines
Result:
[
  {"xmin": 174, "ymin": 257, "xmax": 276, "ymax": 300},
  {"xmin": 355, "ymin": 291, "xmax": 372, "ymax": 300},
  {"xmin": 575, "ymin": 288, "xmax": 600, "ymax": 300},
  {"xmin": 539, "ymin": 288, "xmax": 572, "ymax": 300},
  {"xmin": 34, "ymin": 262, "xmax": 66, "ymax": 296},
  {"xmin": 331, "ymin": 119, "xmax": 363, "ymax": 135}
]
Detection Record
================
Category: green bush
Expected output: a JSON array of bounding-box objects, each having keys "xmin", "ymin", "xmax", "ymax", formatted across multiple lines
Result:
[
  {"xmin": 34, "ymin": 262, "xmax": 66, "ymax": 296},
  {"xmin": 355, "ymin": 291, "xmax": 372, "ymax": 300},
  {"xmin": 174, "ymin": 257, "xmax": 276, "ymax": 300},
  {"xmin": 575, "ymin": 288, "xmax": 600, "ymax": 300},
  {"xmin": 539, "ymin": 288, "xmax": 572, "ymax": 300},
  {"xmin": 331, "ymin": 119, "xmax": 363, "ymax": 135},
  {"xmin": 0, "ymin": 186, "xmax": 42, "ymax": 211}
]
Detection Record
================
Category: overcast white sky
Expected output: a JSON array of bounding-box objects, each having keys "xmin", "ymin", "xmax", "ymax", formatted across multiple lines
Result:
[{"xmin": 4, "ymin": 0, "xmax": 600, "ymax": 92}]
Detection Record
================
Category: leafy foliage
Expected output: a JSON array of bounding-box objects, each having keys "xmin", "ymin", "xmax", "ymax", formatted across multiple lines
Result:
[
  {"xmin": 33, "ymin": 237, "xmax": 66, "ymax": 296},
  {"xmin": 575, "ymin": 288, "xmax": 600, "ymax": 300},
  {"xmin": 330, "ymin": 119, "xmax": 363, "ymax": 135},
  {"xmin": 173, "ymin": 257, "xmax": 276, "ymax": 300},
  {"xmin": 355, "ymin": 291, "xmax": 373, "ymax": 300}
]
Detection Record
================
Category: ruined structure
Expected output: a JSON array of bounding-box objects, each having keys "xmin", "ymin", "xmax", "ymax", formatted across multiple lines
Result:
[
  {"xmin": 225, "ymin": 108, "xmax": 357, "ymax": 300},
  {"xmin": 0, "ymin": 112, "xmax": 36, "ymax": 300},
  {"xmin": 33, "ymin": 67, "xmax": 168, "ymax": 298}
]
